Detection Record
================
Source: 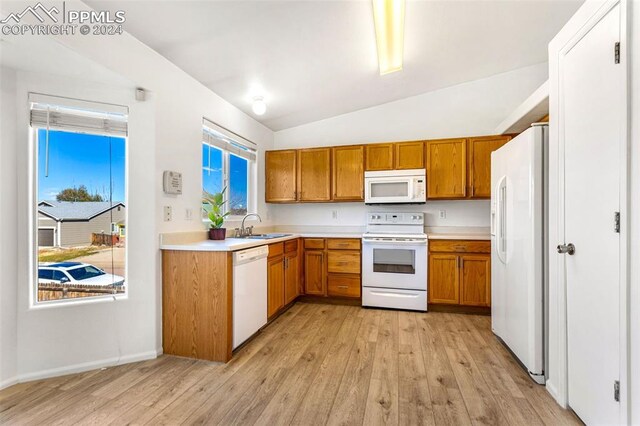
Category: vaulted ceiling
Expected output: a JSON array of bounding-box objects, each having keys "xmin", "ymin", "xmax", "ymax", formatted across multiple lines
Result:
[{"xmin": 86, "ymin": 0, "xmax": 582, "ymax": 130}]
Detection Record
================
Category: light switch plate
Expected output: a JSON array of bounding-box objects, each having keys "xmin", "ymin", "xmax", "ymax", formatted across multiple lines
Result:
[
  {"xmin": 439, "ymin": 210, "xmax": 446, "ymax": 219},
  {"xmin": 164, "ymin": 206, "xmax": 172, "ymax": 222}
]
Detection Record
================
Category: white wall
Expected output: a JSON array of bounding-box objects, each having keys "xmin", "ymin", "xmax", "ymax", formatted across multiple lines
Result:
[
  {"xmin": 0, "ymin": 0, "xmax": 275, "ymax": 384},
  {"xmin": 0, "ymin": 68, "xmax": 19, "ymax": 389},
  {"xmin": 272, "ymin": 63, "xmax": 548, "ymax": 228}
]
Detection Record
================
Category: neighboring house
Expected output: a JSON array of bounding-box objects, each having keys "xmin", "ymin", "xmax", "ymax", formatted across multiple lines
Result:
[{"xmin": 38, "ymin": 201, "xmax": 126, "ymax": 247}]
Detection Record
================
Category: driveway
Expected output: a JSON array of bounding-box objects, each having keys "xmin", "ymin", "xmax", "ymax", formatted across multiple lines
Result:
[{"xmin": 75, "ymin": 247, "xmax": 125, "ymax": 279}]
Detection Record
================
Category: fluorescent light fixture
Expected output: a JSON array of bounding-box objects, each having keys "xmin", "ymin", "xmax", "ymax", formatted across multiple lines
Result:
[
  {"xmin": 252, "ymin": 96, "xmax": 266, "ymax": 115},
  {"xmin": 372, "ymin": 0, "xmax": 405, "ymax": 75}
]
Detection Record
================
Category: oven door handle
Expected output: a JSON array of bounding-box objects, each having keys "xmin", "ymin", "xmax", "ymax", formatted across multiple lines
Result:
[{"xmin": 362, "ymin": 239, "xmax": 427, "ymax": 247}]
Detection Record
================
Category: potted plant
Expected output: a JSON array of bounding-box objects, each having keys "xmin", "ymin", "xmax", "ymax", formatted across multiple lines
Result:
[{"xmin": 203, "ymin": 188, "xmax": 229, "ymax": 240}]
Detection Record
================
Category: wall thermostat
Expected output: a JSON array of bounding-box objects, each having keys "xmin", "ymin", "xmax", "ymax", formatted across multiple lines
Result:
[{"xmin": 163, "ymin": 171, "xmax": 182, "ymax": 195}]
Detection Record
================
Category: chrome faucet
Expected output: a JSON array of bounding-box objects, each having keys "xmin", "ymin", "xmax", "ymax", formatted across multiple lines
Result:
[{"xmin": 239, "ymin": 213, "xmax": 262, "ymax": 237}]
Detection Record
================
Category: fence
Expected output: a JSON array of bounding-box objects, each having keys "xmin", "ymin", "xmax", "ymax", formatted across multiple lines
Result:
[
  {"xmin": 91, "ymin": 233, "xmax": 120, "ymax": 246},
  {"xmin": 38, "ymin": 282, "xmax": 125, "ymax": 301}
]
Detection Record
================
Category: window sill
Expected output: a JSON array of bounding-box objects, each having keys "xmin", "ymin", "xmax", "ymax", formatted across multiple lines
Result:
[{"xmin": 29, "ymin": 292, "xmax": 128, "ymax": 311}]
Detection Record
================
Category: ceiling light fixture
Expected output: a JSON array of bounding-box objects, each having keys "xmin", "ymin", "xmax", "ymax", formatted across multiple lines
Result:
[
  {"xmin": 372, "ymin": 0, "xmax": 405, "ymax": 75},
  {"xmin": 252, "ymin": 96, "xmax": 267, "ymax": 116}
]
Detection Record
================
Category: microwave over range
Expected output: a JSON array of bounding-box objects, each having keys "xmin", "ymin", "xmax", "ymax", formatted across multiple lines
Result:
[{"xmin": 364, "ymin": 169, "xmax": 426, "ymax": 204}]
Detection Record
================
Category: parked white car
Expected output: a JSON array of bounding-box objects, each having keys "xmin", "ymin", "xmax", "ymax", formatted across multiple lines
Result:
[{"xmin": 38, "ymin": 262, "xmax": 124, "ymax": 287}]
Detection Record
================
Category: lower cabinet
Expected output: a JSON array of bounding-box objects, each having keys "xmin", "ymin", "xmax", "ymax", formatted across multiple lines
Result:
[
  {"xmin": 268, "ymin": 240, "xmax": 300, "ymax": 319},
  {"xmin": 303, "ymin": 238, "xmax": 361, "ymax": 298},
  {"xmin": 428, "ymin": 240, "xmax": 491, "ymax": 307}
]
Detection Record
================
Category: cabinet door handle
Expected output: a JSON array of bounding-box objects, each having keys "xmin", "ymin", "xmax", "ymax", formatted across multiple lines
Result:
[
  {"xmin": 457, "ymin": 257, "xmax": 460, "ymax": 269},
  {"xmin": 337, "ymin": 285, "xmax": 349, "ymax": 289}
]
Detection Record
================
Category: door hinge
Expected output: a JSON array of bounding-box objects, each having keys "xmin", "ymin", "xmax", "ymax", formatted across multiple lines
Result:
[
  {"xmin": 614, "ymin": 380, "xmax": 620, "ymax": 402},
  {"xmin": 614, "ymin": 42, "xmax": 620, "ymax": 64},
  {"xmin": 614, "ymin": 212, "xmax": 620, "ymax": 233}
]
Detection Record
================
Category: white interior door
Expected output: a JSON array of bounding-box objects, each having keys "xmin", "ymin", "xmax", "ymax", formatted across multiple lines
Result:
[{"xmin": 561, "ymin": 3, "xmax": 623, "ymax": 424}]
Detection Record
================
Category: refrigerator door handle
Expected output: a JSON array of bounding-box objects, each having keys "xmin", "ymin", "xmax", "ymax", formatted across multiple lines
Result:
[{"xmin": 496, "ymin": 176, "xmax": 507, "ymax": 264}]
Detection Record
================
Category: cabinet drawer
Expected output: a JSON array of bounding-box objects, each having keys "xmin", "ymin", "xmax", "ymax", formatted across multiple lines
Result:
[
  {"xmin": 327, "ymin": 238, "xmax": 361, "ymax": 250},
  {"xmin": 327, "ymin": 251, "xmax": 361, "ymax": 274},
  {"xmin": 284, "ymin": 239, "xmax": 299, "ymax": 253},
  {"xmin": 328, "ymin": 274, "xmax": 361, "ymax": 298},
  {"xmin": 268, "ymin": 242, "xmax": 284, "ymax": 258},
  {"xmin": 304, "ymin": 238, "xmax": 326, "ymax": 250},
  {"xmin": 429, "ymin": 240, "xmax": 490, "ymax": 254}
]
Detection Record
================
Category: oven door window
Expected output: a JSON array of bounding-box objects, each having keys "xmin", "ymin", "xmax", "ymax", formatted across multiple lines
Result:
[
  {"xmin": 373, "ymin": 248, "xmax": 415, "ymax": 274},
  {"xmin": 370, "ymin": 181, "xmax": 409, "ymax": 198}
]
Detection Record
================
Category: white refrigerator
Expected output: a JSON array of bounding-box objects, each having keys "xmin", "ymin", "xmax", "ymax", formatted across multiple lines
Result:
[{"xmin": 491, "ymin": 123, "xmax": 547, "ymax": 384}]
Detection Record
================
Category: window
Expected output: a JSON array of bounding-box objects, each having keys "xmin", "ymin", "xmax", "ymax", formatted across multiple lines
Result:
[
  {"xmin": 202, "ymin": 120, "xmax": 257, "ymax": 218},
  {"xmin": 30, "ymin": 94, "xmax": 127, "ymax": 304}
]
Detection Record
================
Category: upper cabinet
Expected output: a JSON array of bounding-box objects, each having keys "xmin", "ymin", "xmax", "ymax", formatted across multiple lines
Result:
[
  {"xmin": 297, "ymin": 148, "xmax": 332, "ymax": 202},
  {"xmin": 332, "ymin": 145, "xmax": 364, "ymax": 201},
  {"xmin": 365, "ymin": 143, "xmax": 394, "ymax": 171},
  {"xmin": 265, "ymin": 134, "xmax": 510, "ymax": 203},
  {"xmin": 467, "ymin": 136, "xmax": 511, "ymax": 199},
  {"xmin": 265, "ymin": 150, "xmax": 297, "ymax": 202},
  {"xmin": 426, "ymin": 138, "xmax": 467, "ymax": 199},
  {"xmin": 394, "ymin": 141, "xmax": 425, "ymax": 170}
]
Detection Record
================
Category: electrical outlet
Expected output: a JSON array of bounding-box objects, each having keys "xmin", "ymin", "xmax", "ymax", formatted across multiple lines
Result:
[
  {"xmin": 164, "ymin": 206, "xmax": 172, "ymax": 222},
  {"xmin": 185, "ymin": 208, "xmax": 193, "ymax": 220},
  {"xmin": 332, "ymin": 210, "xmax": 338, "ymax": 220},
  {"xmin": 439, "ymin": 210, "xmax": 446, "ymax": 219}
]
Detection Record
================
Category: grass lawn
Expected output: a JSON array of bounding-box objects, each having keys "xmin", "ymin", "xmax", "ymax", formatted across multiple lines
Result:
[{"xmin": 39, "ymin": 247, "xmax": 101, "ymax": 263}]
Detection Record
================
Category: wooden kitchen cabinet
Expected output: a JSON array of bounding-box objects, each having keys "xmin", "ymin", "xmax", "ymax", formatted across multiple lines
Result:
[
  {"xmin": 332, "ymin": 145, "xmax": 364, "ymax": 201},
  {"xmin": 428, "ymin": 239, "xmax": 491, "ymax": 308},
  {"xmin": 426, "ymin": 138, "xmax": 467, "ymax": 199},
  {"xmin": 267, "ymin": 254, "xmax": 285, "ymax": 318},
  {"xmin": 467, "ymin": 135, "xmax": 511, "ymax": 198},
  {"xmin": 460, "ymin": 255, "xmax": 491, "ymax": 307},
  {"xmin": 265, "ymin": 150, "xmax": 297, "ymax": 202},
  {"xmin": 429, "ymin": 254, "xmax": 459, "ymax": 304},
  {"xmin": 304, "ymin": 250, "xmax": 326, "ymax": 296},
  {"xmin": 284, "ymin": 243, "xmax": 300, "ymax": 305},
  {"xmin": 395, "ymin": 141, "xmax": 425, "ymax": 170},
  {"xmin": 302, "ymin": 238, "xmax": 361, "ymax": 299},
  {"xmin": 365, "ymin": 143, "xmax": 394, "ymax": 171},
  {"xmin": 298, "ymin": 148, "xmax": 332, "ymax": 202}
]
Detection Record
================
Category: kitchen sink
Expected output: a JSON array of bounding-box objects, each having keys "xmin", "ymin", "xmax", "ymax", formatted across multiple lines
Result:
[{"xmin": 237, "ymin": 233, "xmax": 291, "ymax": 240}]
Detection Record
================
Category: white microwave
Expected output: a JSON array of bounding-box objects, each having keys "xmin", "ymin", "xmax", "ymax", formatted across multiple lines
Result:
[{"xmin": 364, "ymin": 169, "xmax": 426, "ymax": 204}]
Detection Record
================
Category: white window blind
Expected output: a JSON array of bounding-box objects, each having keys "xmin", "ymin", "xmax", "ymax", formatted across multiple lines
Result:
[
  {"xmin": 29, "ymin": 94, "xmax": 128, "ymax": 137},
  {"xmin": 202, "ymin": 119, "xmax": 256, "ymax": 162}
]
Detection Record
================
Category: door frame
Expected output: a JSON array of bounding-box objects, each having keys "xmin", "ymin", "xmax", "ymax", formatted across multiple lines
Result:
[{"xmin": 549, "ymin": 0, "xmax": 629, "ymax": 421}]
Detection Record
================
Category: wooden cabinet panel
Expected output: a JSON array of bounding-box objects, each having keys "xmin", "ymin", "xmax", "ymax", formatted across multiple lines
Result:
[
  {"xmin": 428, "ymin": 254, "xmax": 459, "ymax": 304},
  {"xmin": 426, "ymin": 139, "xmax": 467, "ymax": 199},
  {"xmin": 460, "ymin": 255, "xmax": 491, "ymax": 307},
  {"xmin": 304, "ymin": 238, "xmax": 326, "ymax": 250},
  {"xmin": 268, "ymin": 242, "xmax": 284, "ymax": 258},
  {"xmin": 428, "ymin": 240, "xmax": 491, "ymax": 254},
  {"xmin": 327, "ymin": 238, "xmax": 361, "ymax": 250},
  {"xmin": 327, "ymin": 251, "xmax": 361, "ymax": 274},
  {"xmin": 365, "ymin": 143, "xmax": 394, "ymax": 171},
  {"xmin": 284, "ymin": 239, "xmax": 298, "ymax": 253},
  {"xmin": 468, "ymin": 136, "xmax": 510, "ymax": 198},
  {"xmin": 284, "ymin": 253, "xmax": 299, "ymax": 305},
  {"xmin": 304, "ymin": 251, "xmax": 326, "ymax": 296},
  {"xmin": 395, "ymin": 141, "xmax": 425, "ymax": 170},
  {"xmin": 298, "ymin": 148, "xmax": 331, "ymax": 202},
  {"xmin": 328, "ymin": 274, "xmax": 361, "ymax": 298},
  {"xmin": 267, "ymin": 256, "xmax": 285, "ymax": 318},
  {"xmin": 332, "ymin": 145, "xmax": 364, "ymax": 201},
  {"xmin": 265, "ymin": 150, "xmax": 297, "ymax": 202}
]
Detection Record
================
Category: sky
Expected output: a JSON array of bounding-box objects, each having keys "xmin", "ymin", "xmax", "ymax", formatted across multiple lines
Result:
[
  {"xmin": 37, "ymin": 129, "xmax": 126, "ymax": 203},
  {"xmin": 202, "ymin": 143, "xmax": 248, "ymax": 211}
]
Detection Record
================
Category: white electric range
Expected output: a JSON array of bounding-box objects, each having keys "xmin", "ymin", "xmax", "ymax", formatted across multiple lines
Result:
[{"xmin": 361, "ymin": 212, "xmax": 428, "ymax": 312}]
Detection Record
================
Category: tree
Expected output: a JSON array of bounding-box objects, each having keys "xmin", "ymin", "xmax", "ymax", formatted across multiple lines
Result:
[{"xmin": 56, "ymin": 185, "xmax": 104, "ymax": 202}]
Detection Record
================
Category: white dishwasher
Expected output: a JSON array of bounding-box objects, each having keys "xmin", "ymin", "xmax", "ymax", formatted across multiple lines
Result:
[{"xmin": 232, "ymin": 245, "xmax": 268, "ymax": 350}]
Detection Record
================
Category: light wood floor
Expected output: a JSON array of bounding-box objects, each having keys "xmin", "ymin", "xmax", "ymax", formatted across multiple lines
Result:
[{"xmin": 0, "ymin": 302, "xmax": 581, "ymax": 425}]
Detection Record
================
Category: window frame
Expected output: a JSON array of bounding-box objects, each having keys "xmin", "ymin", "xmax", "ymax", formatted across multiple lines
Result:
[
  {"xmin": 29, "ymin": 124, "xmax": 129, "ymax": 308},
  {"xmin": 201, "ymin": 137, "xmax": 256, "ymax": 222}
]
